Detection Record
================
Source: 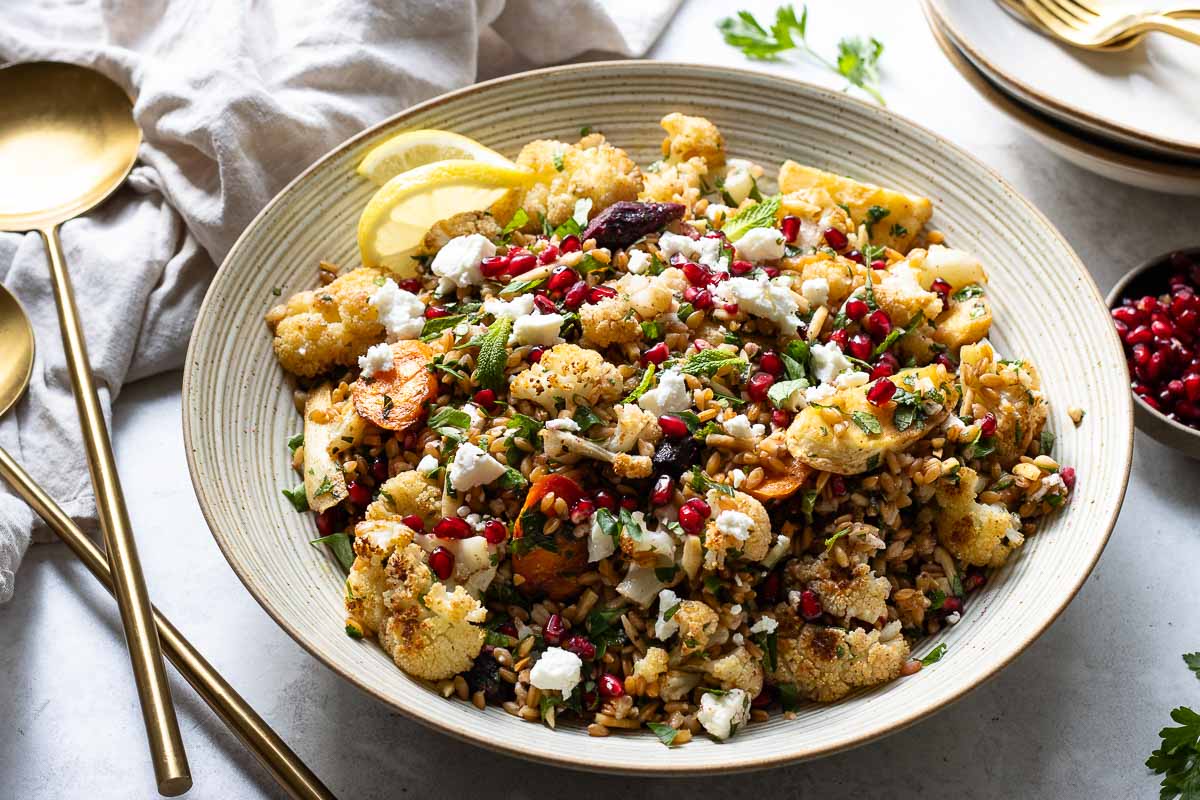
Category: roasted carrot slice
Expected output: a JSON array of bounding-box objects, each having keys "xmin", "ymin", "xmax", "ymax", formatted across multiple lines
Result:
[
  {"xmin": 746, "ymin": 458, "xmax": 813, "ymax": 502},
  {"xmin": 512, "ymin": 474, "xmax": 588, "ymax": 601},
  {"xmin": 351, "ymin": 341, "xmax": 438, "ymax": 431}
]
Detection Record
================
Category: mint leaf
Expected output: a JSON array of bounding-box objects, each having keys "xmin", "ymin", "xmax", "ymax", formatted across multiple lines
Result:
[
  {"xmin": 722, "ymin": 194, "xmax": 781, "ymax": 241},
  {"xmin": 281, "ymin": 484, "xmax": 309, "ymax": 512},
  {"xmin": 767, "ymin": 378, "xmax": 808, "ymax": 409},
  {"xmin": 646, "ymin": 721, "xmax": 680, "ymax": 747},
  {"xmin": 680, "ymin": 349, "xmax": 747, "ymax": 378},
  {"xmin": 623, "ymin": 363, "xmax": 657, "ymax": 404},
  {"xmin": 287, "ymin": 433, "xmax": 304, "ymax": 454},
  {"xmin": 429, "ymin": 407, "xmax": 472, "ymax": 432},
  {"xmin": 1185, "ymin": 653, "xmax": 1200, "ymax": 679},
  {"xmin": 311, "ymin": 533, "xmax": 355, "ymax": 573},
  {"xmin": 851, "ymin": 410, "xmax": 882, "ymax": 435},
  {"xmin": 472, "ymin": 317, "xmax": 511, "ymax": 391},
  {"xmin": 500, "ymin": 208, "xmax": 529, "ymax": 240}
]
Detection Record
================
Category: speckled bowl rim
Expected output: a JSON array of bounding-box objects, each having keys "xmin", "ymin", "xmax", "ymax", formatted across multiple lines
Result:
[{"xmin": 182, "ymin": 60, "xmax": 1133, "ymax": 774}]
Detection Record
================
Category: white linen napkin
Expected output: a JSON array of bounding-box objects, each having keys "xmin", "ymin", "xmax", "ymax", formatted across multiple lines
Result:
[{"xmin": 0, "ymin": 0, "xmax": 681, "ymax": 602}]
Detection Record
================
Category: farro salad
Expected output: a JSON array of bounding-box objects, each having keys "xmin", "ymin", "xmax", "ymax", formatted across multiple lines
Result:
[{"xmin": 266, "ymin": 114, "xmax": 1074, "ymax": 745}]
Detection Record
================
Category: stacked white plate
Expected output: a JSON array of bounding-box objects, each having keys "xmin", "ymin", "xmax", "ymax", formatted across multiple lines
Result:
[{"xmin": 923, "ymin": 0, "xmax": 1200, "ymax": 195}]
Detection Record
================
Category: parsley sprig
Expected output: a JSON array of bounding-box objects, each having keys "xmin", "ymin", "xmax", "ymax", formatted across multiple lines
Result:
[
  {"xmin": 1147, "ymin": 653, "xmax": 1200, "ymax": 799},
  {"xmin": 717, "ymin": 5, "xmax": 886, "ymax": 105}
]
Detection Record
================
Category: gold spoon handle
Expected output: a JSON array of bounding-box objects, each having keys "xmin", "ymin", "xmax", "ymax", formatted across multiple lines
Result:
[
  {"xmin": 38, "ymin": 224, "xmax": 191, "ymax": 796},
  {"xmin": 0, "ymin": 446, "xmax": 337, "ymax": 800}
]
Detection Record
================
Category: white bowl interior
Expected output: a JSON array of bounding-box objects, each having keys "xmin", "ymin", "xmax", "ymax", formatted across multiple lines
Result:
[{"xmin": 183, "ymin": 62, "xmax": 1132, "ymax": 773}]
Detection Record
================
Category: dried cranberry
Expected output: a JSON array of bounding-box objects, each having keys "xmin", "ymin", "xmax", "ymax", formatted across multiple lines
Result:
[
  {"xmin": 429, "ymin": 547, "xmax": 454, "ymax": 580},
  {"xmin": 580, "ymin": 201, "xmax": 686, "ymax": 249}
]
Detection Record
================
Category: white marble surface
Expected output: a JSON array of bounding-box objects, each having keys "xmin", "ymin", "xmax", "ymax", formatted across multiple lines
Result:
[{"xmin": 3, "ymin": 1, "xmax": 1200, "ymax": 797}]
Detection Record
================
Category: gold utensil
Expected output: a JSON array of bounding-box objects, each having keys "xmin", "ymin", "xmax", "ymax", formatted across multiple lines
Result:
[
  {"xmin": 1021, "ymin": 0, "xmax": 1200, "ymax": 48},
  {"xmin": 0, "ymin": 61, "xmax": 188, "ymax": 795},
  {"xmin": 998, "ymin": 0, "xmax": 1142, "ymax": 49},
  {"xmin": 0, "ymin": 284, "xmax": 336, "ymax": 800}
]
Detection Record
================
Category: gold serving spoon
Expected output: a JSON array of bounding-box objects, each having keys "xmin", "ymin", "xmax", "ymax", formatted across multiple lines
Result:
[
  {"xmin": 0, "ymin": 284, "xmax": 335, "ymax": 800},
  {"xmin": 0, "ymin": 61, "xmax": 189, "ymax": 795}
]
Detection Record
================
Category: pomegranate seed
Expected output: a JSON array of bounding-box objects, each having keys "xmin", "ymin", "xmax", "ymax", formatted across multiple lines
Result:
[
  {"xmin": 548, "ymin": 266, "xmax": 580, "ymax": 292},
  {"xmin": 747, "ymin": 371, "xmax": 776, "ymax": 402},
  {"xmin": 722, "ymin": 302, "xmax": 740, "ymax": 314},
  {"xmin": 682, "ymin": 261, "xmax": 711, "ymax": 286},
  {"xmin": 527, "ymin": 345, "xmax": 546, "ymax": 363},
  {"xmin": 482, "ymin": 519, "xmax": 508, "ymax": 544},
  {"xmin": 691, "ymin": 288, "xmax": 715, "ymax": 310},
  {"xmin": 346, "ymin": 481, "xmax": 371, "ymax": 506},
  {"xmin": 1126, "ymin": 325, "xmax": 1154, "ymax": 345},
  {"xmin": 759, "ymin": 570, "xmax": 781, "ymax": 604},
  {"xmin": 799, "ymin": 589, "xmax": 823, "ymax": 621},
  {"xmin": 823, "ymin": 227, "xmax": 848, "ymax": 250},
  {"xmin": 845, "ymin": 249, "xmax": 865, "ymax": 265},
  {"xmin": 429, "ymin": 547, "xmax": 454, "ymax": 580},
  {"xmin": 562, "ymin": 634, "xmax": 596, "ymax": 660},
  {"xmin": 870, "ymin": 259, "xmax": 888, "ymax": 271},
  {"xmin": 866, "ymin": 379, "xmax": 897, "ymax": 406},
  {"xmin": 1185, "ymin": 374, "xmax": 1200, "ymax": 402},
  {"xmin": 533, "ymin": 294, "xmax": 558, "ymax": 314},
  {"xmin": 1061, "ymin": 466, "xmax": 1076, "ymax": 490},
  {"xmin": 498, "ymin": 622, "xmax": 518, "ymax": 637},
  {"xmin": 683, "ymin": 286, "xmax": 701, "ymax": 303},
  {"xmin": 590, "ymin": 491, "xmax": 617, "ymax": 514},
  {"xmin": 315, "ymin": 507, "xmax": 343, "ymax": 537},
  {"xmin": 934, "ymin": 353, "xmax": 957, "ymax": 371},
  {"xmin": 401, "ymin": 514, "xmax": 424, "ymax": 532},
  {"xmin": 508, "ymin": 253, "xmax": 537, "ymax": 275},
  {"xmin": 371, "ymin": 456, "xmax": 389, "ymax": 482},
  {"xmin": 1131, "ymin": 343, "xmax": 1151, "ymax": 366},
  {"xmin": 677, "ymin": 503, "xmax": 705, "ymax": 534},
  {"xmin": 829, "ymin": 328, "xmax": 849, "ymax": 349},
  {"xmin": 1136, "ymin": 295, "xmax": 1159, "ymax": 315},
  {"xmin": 771, "ymin": 409, "xmax": 793, "ymax": 427},
  {"xmin": 480, "ymin": 255, "xmax": 510, "ymax": 278},
  {"xmin": 731, "ymin": 259, "xmax": 755, "ymax": 275},
  {"xmin": 1168, "ymin": 379, "xmax": 1186, "ymax": 397},
  {"xmin": 942, "ymin": 596, "xmax": 964, "ymax": 614},
  {"xmin": 759, "ymin": 351, "xmax": 784, "ymax": 375},
  {"xmin": 398, "ymin": 278, "xmax": 423, "ymax": 293},
  {"xmin": 845, "ymin": 298, "xmax": 869, "ymax": 321},
  {"xmin": 433, "ymin": 516, "xmax": 473, "ymax": 540},
  {"xmin": 538, "ymin": 244, "xmax": 560, "ymax": 265},
  {"xmin": 979, "ymin": 412, "xmax": 998, "ymax": 437},
  {"xmin": 563, "ymin": 281, "xmax": 589, "ymax": 309},
  {"xmin": 931, "ymin": 278, "xmax": 952, "ymax": 302},
  {"xmin": 1152, "ymin": 319, "xmax": 1175, "ymax": 338},
  {"xmin": 763, "ymin": 266, "xmax": 780, "ymax": 278},
  {"xmin": 847, "ymin": 333, "xmax": 873, "ymax": 361},
  {"xmin": 569, "ymin": 499, "xmax": 595, "ymax": 523},
  {"xmin": 780, "ymin": 215, "xmax": 801, "ymax": 243},
  {"xmin": 829, "ymin": 475, "xmax": 847, "ymax": 496},
  {"xmin": 543, "ymin": 614, "xmax": 565, "ymax": 645},
  {"xmin": 473, "ymin": 388, "xmax": 497, "ymax": 409},
  {"xmin": 751, "ymin": 688, "xmax": 775, "ymax": 708},
  {"xmin": 643, "ymin": 341, "xmax": 670, "ymax": 365},
  {"xmin": 963, "ymin": 571, "xmax": 987, "ymax": 592},
  {"xmin": 693, "ymin": 338, "xmax": 711, "ymax": 351},
  {"xmin": 588, "ymin": 285, "xmax": 616, "ymax": 302},
  {"xmin": 658, "ymin": 414, "xmax": 690, "ymax": 439},
  {"xmin": 560, "ymin": 234, "xmax": 581, "ymax": 253},
  {"xmin": 424, "ymin": 305, "xmax": 450, "ymax": 319},
  {"xmin": 1112, "ymin": 305, "xmax": 1141, "ymax": 326},
  {"xmin": 1148, "ymin": 350, "xmax": 1168, "ymax": 381},
  {"xmin": 599, "ymin": 673, "xmax": 625, "ymax": 698},
  {"xmin": 866, "ymin": 309, "xmax": 893, "ymax": 340},
  {"xmin": 651, "ymin": 475, "xmax": 674, "ymax": 506},
  {"xmin": 685, "ymin": 497, "xmax": 712, "ymax": 518},
  {"xmin": 874, "ymin": 351, "xmax": 900, "ymax": 375},
  {"xmin": 620, "ymin": 495, "xmax": 639, "ymax": 511},
  {"xmin": 1179, "ymin": 309, "xmax": 1200, "ymax": 332}
]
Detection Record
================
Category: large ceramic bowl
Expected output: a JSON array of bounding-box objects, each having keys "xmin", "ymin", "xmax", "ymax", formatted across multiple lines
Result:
[{"xmin": 183, "ymin": 61, "xmax": 1133, "ymax": 773}]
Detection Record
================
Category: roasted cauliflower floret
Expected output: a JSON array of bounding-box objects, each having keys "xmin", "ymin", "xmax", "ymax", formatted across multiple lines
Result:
[
  {"xmin": 266, "ymin": 267, "xmax": 386, "ymax": 377},
  {"xmin": 632, "ymin": 646, "xmax": 670, "ymax": 684},
  {"xmin": 510, "ymin": 343, "xmax": 624, "ymax": 411},
  {"xmin": 935, "ymin": 466, "xmax": 1024, "ymax": 568},
  {"xmin": 345, "ymin": 519, "xmax": 416, "ymax": 633},
  {"xmin": 959, "ymin": 341, "xmax": 1048, "ymax": 466},
  {"xmin": 788, "ymin": 546, "xmax": 892, "ymax": 626},
  {"xmin": 515, "ymin": 135, "xmax": 642, "ymax": 228},
  {"xmin": 367, "ymin": 470, "xmax": 443, "ymax": 529},
  {"xmin": 673, "ymin": 600, "xmax": 719, "ymax": 656},
  {"xmin": 706, "ymin": 646, "xmax": 764, "ymax": 696},
  {"xmin": 933, "ymin": 293, "xmax": 992, "ymax": 352},
  {"xmin": 787, "ymin": 364, "xmax": 960, "ymax": 475},
  {"xmin": 778, "ymin": 161, "xmax": 931, "ymax": 252},
  {"xmin": 771, "ymin": 623, "xmax": 910, "ymax": 702},
  {"xmin": 615, "ymin": 271, "xmax": 681, "ymax": 318},
  {"xmin": 659, "ymin": 112, "xmax": 725, "ymax": 167},
  {"xmin": 607, "ymin": 403, "xmax": 661, "ymax": 453},
  {"xmin": 420, "ymin": 210, "xmax": 502, "ymax": 254},
  {"xmin": 383, "ymin": 582, "xmax": 487, "ymax": 680},
  {"xmin": 580, "ymin": 296, "xmax": 642, "ymax": 346},
  {"xmin": 703, "ymin": 489, "xmax": 773, "ymax": 567},
  {"xmin": 639, "ymin": 156, "xmax": 708, "ymax": 208},
  {"xmin": 783, "ymin": 251, "xmax": 867, "ymax": 308},
  {"xmin": 872, "ymin": 263, "xmax": 944, "ymax": 327}
]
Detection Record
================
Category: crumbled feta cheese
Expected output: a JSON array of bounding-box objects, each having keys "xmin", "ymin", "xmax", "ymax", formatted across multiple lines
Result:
[
  {"xmin": 697, "ymin": 688, "xmax": 750, "ymax": 740},
  {"xmin": 734, "ymin": 227, "xmax": 786, "ymax": 262},
  {"xmin": 715, "ymin": 510, "xmax": 754, "ymax": 543},
  {"xmin": 529, "ymin": 647, "xmax": 583, "ymax": 694},
  {"xmin": 482, "ymin": 293, "xmax": 535, "ymax": 320},
  {"xmin": 945, "ymin": 611, "xmax": 962, "ymax": 625},
  {"xmin": 810, "ymin": 341, "xmax": 854, "ymax": 384},
  {"xmin": 732, "ymin": 632, "xmax": 745, "ymax": 646},
  {"xmin": 513, "ymin": 312, "xmax": 564, "ymax": 346},
  {"xmin": 448, "ymin": 443, "xmax": 506, "ymax": 492},
  {"xmin": 657, "ymin": 232, "xmax": 728, "ymax": 272},
  {"xmin": 729, "ymin": 468, "xmax": 746, "ymax": 488},
  {"xmin": 415, "ymin": 454, "xmax": 439, "ymax": 476},
  {"xmin": 723, "ymin": 162, "xmax": 756, "ymax": 204},
  {"xmin": 431, "ymin": 234, "xmax": 495, "ymax": 292},
  {"xmin": 626, "ymin": 250, "xmax": 652, "ymax": 275},
  {"xmin": 370, "ymin": 279, "xmax": 426, "ymax": 339},
  {"xmin": 572, "ymin": 197, "xmax": 593, "ymax": 226},
  {"xmin": 804, "ymin": 382, "xmax": 837, "ymax": 405},
  {"xmin": 357, "ymin": 342, "xmax": 394, "ymax": 379},
  {"xmin": 762, "ymin": 534, "xmax": 792, "ymax": 569},
  {"xmin": 729, "ymin": 604, "xmax": 743, "ymax": 616},
  {"xmin": 637, "ymin": 368, "xmax": 691, "ymax": 416},
  {"xmin": 545, "ymin": 418, "xmax": 580, "ymax": 432},
  {"xmin": 616, "ymin": 563, "xmax": 666, "ymax": 607},
  {"xmin": 715, "ymin": 274, "xmax": 801, "ymax": 333},
  {"xmin": 704, "ymin": 203, "xmax": 732, "ymax": 224},
  {"xmin": 588, "ymin": 514, "xmax": 616, "ymax": 562},
  {"xmin": 654, "ymin": 588, "xmax": 681, "ymax": 640},
  {"xmin": 835, "ymin": 371, "xmax": 870, "ymax": 389},
  {"xmin": 801, "ymin": 277, "xmax": 830, "ymax": 308},
  {"xmin": 749, "ymin": 616, "xmax": 778, "ymax": 635},
  {"xmin": 723, "ymin": 414, "xmax": 765, "ymax": 440},
  {"xmin": 462, "ymin": 403, "xmax": 486, "ymax": 430}
]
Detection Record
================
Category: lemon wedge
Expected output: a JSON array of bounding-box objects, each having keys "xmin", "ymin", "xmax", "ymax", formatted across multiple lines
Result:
[
  {"xmin": 358, "ymin": 159, "xmax": 537, "ymax": 274},
  {"xmin": 357, "ymin": 129, "xmax": 515, "ymax": 186}
]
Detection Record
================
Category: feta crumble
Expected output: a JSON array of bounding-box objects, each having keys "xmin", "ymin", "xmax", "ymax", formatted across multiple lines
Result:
[
  {"xmin": 637, "ymin": 368, "xmax": 691, "ymax": 416},
  {"xmin": 723, "ymin": 160, "xmax": 756, "ymax": 204},
  {"xmin": 448, "ymin": 442, "xmax": 506, "ymax": 492},
  {"xmin": 835, "ymin": 370, "xmax": 870, "ymax": 389},
  {"xmin": 809, "ymin": 341, "xmax": 854, "ymax": 384},
  {"xmin": 657, "ymin": 232, "xmax": 728, "ymax": 272},
  {"xmin": 415, "ymin": 454, "xmax": 440, "ymax": 476},
  {"xmin": 654, "ymin": 588, "xmax": 681, "ymax": 640},
  {"xmin": 801, "ymin": 277, "xmax": 830, "ymax": 308},
  {"xmin": 529, "ymin": 647, "xmax": 583, "ymax": 694},
  {"xmin": 482, "ymin": 293, "xmax": 535, "ymax": 320},
  {"xmin": 626, "ymin": 249, "xmax": 652, "ymax": 275},
  {"xmin": 431, "ymin": 234, "xmax": 495, "ymax": 293},
  {"xmin": 514, "ymin": 312, "xmax": 564, "ymax": 346},
  {"xmin": 723, "ymin": 414, "xmax": 765, "ymax": 440},
  {"xmin": 734, "ymin": 227, "xmax": 786, "ymax": 262},
  {"xmin": 545, "ymin": 418, "xmax": 580, "ymax": 432},
  {"xmin": 804, "ymin": 383, "xmax": 837, "ymax": 405},
  {"xmin": 357, "ymin": 342, "xmax": 394, "ymax": 379},
  {"xmin": 715, "ymin": 509, "xmax": 754, "ymax": 543},
  {"xmin": 715, "ymin": 274, "xmax": 802, "ymax": 333},
  {"xmin": 749, "ymin": 616, "xmax": 778, "ymax": 635},
  {"xmin": 697, "ymin": 688, "xmax": 751, "ymax": 740},
  {"xmin": 370, "ymin": 279, "xmax": 425, "ymax": 339}
]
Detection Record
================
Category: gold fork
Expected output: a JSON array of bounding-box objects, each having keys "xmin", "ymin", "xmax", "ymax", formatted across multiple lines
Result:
[
  {"xmin": 1021, "ymin": 0, "xmax": 1200, "ymax": 48},
  {"xmin": 999, "ymin": 0, "xmax": 1140, "ymax": 49}
]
